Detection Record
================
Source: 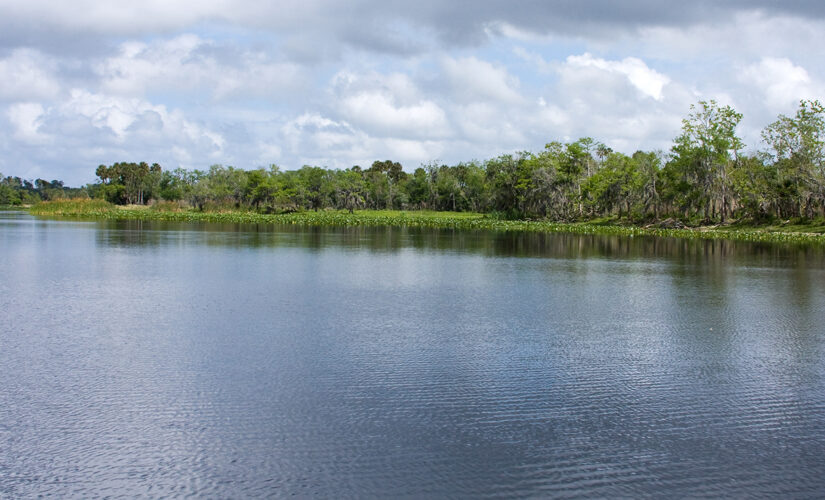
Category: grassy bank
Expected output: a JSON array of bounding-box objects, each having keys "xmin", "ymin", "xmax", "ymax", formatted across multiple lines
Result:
[{"xmin": 29, "ymin": 199, "xmax": 825, "ymax": 245}]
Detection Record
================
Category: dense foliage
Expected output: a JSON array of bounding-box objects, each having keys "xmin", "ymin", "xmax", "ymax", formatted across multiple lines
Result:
[
  {"xmin": 10, "ymin": 100, "xmax": 825, "ymax": 225},
  {"xmin": 0, "ymin": 177, "xmax": 87, "ymax": 206}
]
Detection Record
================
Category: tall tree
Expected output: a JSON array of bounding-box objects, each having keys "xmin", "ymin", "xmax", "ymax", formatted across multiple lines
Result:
[
  {"xmin": 668, "ymin": 100, "xmax": 743, "ymax": 221},
  {"xmin": 762, "ymin": 99, "xmax": 825, "ymax": 218}
]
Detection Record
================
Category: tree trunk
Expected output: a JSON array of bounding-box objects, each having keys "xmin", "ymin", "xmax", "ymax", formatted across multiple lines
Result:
[{"xmin": 721, "ymin": 194, "xmax": 727, "ymax": 223}]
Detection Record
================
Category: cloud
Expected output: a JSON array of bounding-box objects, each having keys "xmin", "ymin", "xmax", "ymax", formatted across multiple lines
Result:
[
  {"xmin": 440, "ymin": 56, "xmax": 524, "ymax": 105},
  {"xmin": 56, "ymin": 89, "xmax": 225, "ymax": 156},
  {"xmin": 277, "ymin": 112, "xmax": 445, "ymax": 169},
  {"xmin": 1, "ymin": 90, "xmax": 228, "ymax": 182},
  {"xmin": 565, "ymin": 53, "xmax": 670, "ymax": 100},
  {"xmin": 95, "ymin": 35, "xmax": 306, "ymax": 100},
  {"xmin": 0, "ymin": 0, "xmax": 228, "ymax": 36},
  {"xmin": 7, "ymin": 102, "xmax": 46, "ymax": 143},
  {"xmin": 2, "ymin": 2, "xmax": 825, "ymax": 185},
  {"xmin": 280, "ymin": 113, "xmax": 360, "ymax": 160},
  {"xmin": 633, "ymin": 10, "xmax": 825, "ymax": 66},
  {"xmin": 0, "ymin": 50, "xmax": 61, "ymax": 101},
  {"xmin": 338, "ymin": 92, "xmax": 450, "ymax": 139},
  {"xmin": 6, "ymin": 1, "xmax": 825, "ymax": 57},
  {"xmin": 331, "ymin": 71, "xmax": 451, "ymax": 140},
  {"xmin": 450, "ymin": 102, "xmax": 524, "ymax": 146},
  {"xmin": 740, "ymin": 57, "xmax": 823, "ymax": 113},
  {"xmin": 324, "ymin": 61, "xmax": 532, "ymax": 158}
]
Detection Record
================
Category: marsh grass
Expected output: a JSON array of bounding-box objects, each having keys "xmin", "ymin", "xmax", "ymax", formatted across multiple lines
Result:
[
  {"xmin": 149, "ymin": 200, "xmax": 186, "ymax": 212},
  {"xmin": 29, "ymin": 199, "xmax": 825, "ymax": 245},
  {"xmin": 29, "ymin": 199, "xmax": 115, "ymax": 216}
]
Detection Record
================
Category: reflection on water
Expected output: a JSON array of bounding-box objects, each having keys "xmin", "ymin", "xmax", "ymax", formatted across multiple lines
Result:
[
  {"xmin": 88, "ymin": 217, "xmax": 825, "ymax": 265},
  {"xmin": 1, "ymin": 211, "xmax": 825, "ymax": 497}
]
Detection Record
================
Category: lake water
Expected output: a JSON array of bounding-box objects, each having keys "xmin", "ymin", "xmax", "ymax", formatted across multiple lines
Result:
[{"xmin": 2, "ymin": 210, "xmax": 825, "ymax": 497}]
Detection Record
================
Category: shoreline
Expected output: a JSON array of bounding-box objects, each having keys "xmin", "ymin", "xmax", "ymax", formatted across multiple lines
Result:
[{"xmin": 25, "ymin": 203, "xmax": 825, "ymax": 245}]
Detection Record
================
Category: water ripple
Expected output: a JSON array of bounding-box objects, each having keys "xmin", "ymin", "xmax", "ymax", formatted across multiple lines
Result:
[{"xmin": 2, "ymin": 216, "xmax": 825, "ymax": 497}]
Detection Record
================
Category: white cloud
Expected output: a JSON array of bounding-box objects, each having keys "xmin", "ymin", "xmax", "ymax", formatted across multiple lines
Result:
[
  {"xmin": 1, "ymin": 89, "xmax": 229, "ymax": 182},
  {"xmin": 277, "ymin": 112, "xmax": 447, "ymax": 170},
  {"xmin": 635, "ymin": 11, "xmax": 825, "ymax": 65},
  {"xmin": 339, "ymin": 92, "xmax": 450, "ymax": 139},
  {"xmin": 96, "ymin": 35, "xmax": 306, "ymax": 100},
  {"xmin": 740, "ymin": 57, "xmax": 822, "ymax": 113},
  {"xmin": 54, "ymin": 88, "xmax": 225, "ymax": 154},
  {"xmin": 440, "ymin": 56, "xmax": 524, "ymax": 105},
  {"xmin": 449, "ymin": 101, "xmax": 525, "ymax": 146},
  {"xmin": 488, "ymin": 52, "xmax": 695, "ymax": 154},
  {"xmin": 7, "ymin": 102, "xmax": 46, "ymax": 143},
  {"xmin": 330, "ymin": 71, "xmax": 451, "ymax": 140},
  {"xmin": 0, "ymin": 50, "xmax": 61, "ymax": 101},
  {"xmin": 280, "ymin": 113, "xmax": 359, "ymax": 157},
  {"xmin": 70, "ymin": 88, "xmax": 226, "ymax": 156},
  {"xmin": 2, "ymin": 3, "xmax": 825, "ymax": 185},
  {"xmin": 565, "ymin": 53, "xmax": 670, "ymax": 100},
  {"xmin": 61, "ymin": 90, "xmax": 139, "ymax": 138}
]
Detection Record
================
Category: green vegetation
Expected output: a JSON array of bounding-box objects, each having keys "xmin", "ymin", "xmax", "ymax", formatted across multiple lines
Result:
[
  {"xmin": 29, "ymin": 199, "xmax": 115, "ymax": 216},
  {"xmin": 0, "ymin": 176, "xmax": 87, "ymax": 206},
  {"xmin": 30, "ymin": 199, "xmax": 825, "ymax": 245},
  {"xmin": 14, "ymin": 99, "xmax": 825, "ymax": 244}
]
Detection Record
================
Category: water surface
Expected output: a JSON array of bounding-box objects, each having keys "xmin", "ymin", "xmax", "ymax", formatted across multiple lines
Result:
[{"xmin": 2, "ymin": 212, "xmax": 824, "ymax": 497}]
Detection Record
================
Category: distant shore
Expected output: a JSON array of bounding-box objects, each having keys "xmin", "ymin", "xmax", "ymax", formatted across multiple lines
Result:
[{"xmin": 26, "ymin": 200, "xmax": 825, "ymax": 245}]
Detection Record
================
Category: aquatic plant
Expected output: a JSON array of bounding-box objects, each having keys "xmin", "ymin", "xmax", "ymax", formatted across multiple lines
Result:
[{"xmin": 28, "ymin": 199, "xmax": 825, "ymax": 245}]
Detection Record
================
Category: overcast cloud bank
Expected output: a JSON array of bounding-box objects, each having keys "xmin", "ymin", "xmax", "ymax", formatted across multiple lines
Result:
[{"xmin": 1, "ymin": 1, "xmax": 824, "ymax": 184}]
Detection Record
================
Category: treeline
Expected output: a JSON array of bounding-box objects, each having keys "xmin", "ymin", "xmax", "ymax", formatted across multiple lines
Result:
[
  {"xmin": 0, "ymin": 177, "xmax": 86, "ymax": 205},
  {"xmin": 8, "ymin": 99, "xmax": 825, "ymax": 223}
]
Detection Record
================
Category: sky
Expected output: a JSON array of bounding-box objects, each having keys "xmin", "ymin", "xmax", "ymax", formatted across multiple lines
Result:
[{"xmin": 2, "ymin": 1, "xmax": 825, "ymax": 185}]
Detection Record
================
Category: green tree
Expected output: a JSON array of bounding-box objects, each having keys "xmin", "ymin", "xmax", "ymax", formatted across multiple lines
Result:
[
  {"xmin": 434, "ymin": 166, "xmax": 462, "ymax": 211},
  {"xmin": 334, "ymin": 168, "xmax": 366, "ymax": 212},
  {"xmin": 668, "ymin": 100, "xmax": 743, "ymax": 221},
  {"xmin": 632, "ymin": 151, "xmax": 663, "ymax": 219},
  {"xmin": 95, "ymin": 162, "xmax": 161, "ymax": 205},
  {"xmin": 762, "ymin": 99, "xmax": 825, "ymax": 218},
  {"xmin": 0, "ymin": 173, "xmax": 23, "ymax": 205},
  {"xmin": 159, "ymin": 169, "xmax": 185, "ymax": 201},
  {"xmin": 405, "ymin": 167, "xmax": 431, "ymax": 209},
  {"xmin": 244, "ymin": 168, "xmax": 275, "ymax": 209},
  {"xmin": 485, "ymin": 154, "xmax": 522, "ymax": 217},
  {"xmin": 728, "ymin": 154, "xmax": 775, "ymax": 220},
  {"xmin": 582, "ymin": 152, "xmax": 643, "ymax": 218},
  {"xmin": 364, "ymin": 160, "xmax": 405, "ymax": 209},
  {"xmin": 297, "ymin": 166, "xmax": 329, "ymax": 211}
]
